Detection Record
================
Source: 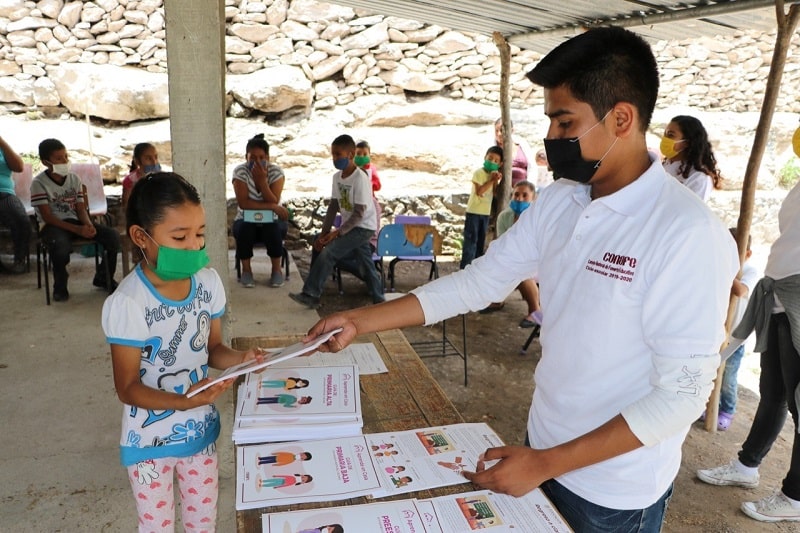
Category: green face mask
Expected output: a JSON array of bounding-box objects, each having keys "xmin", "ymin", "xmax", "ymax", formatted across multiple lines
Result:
[
  {"xmin": 142, "ymin": 233, "xmax": 209, "ymax": 281},
  {"xmin": 483, "ymin": 160, "xmax": 500, "ymax": 172},
  {"xmin": 354, "ymin": 155, "xmax": 370, "ymax": 167}
]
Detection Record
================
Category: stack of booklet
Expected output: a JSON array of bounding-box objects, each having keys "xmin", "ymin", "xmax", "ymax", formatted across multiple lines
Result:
[
  {"xmin": 233, "ymin": 365, "xmax": 363, "ymax": 444},
  {"xmin": 236, "ymin": 423, "xmax": 506, "ymax": 510},
  {"xmin": 262, "ymin": 488, "xmax": 572, "ymax": 532}
]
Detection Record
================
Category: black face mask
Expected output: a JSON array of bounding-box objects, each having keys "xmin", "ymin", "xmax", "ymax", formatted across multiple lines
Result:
[
  {"xmin": 543, "ymin": 110, "xmax": 617, "ymax": 184},
  {"xmin": 543, "ymin": 137, "xmax": 602, "ymax": 184}
]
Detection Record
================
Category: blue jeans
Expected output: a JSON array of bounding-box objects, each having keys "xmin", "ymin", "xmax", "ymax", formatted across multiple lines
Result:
[
  {"xmin": 302, "ymin": 226, "xmax": 383, "ymax": 301},
  {"xmin": 541, "ymin": 479, "xmax": 673, "ymax": 533},
  {"xmin": 720, "ymin": 344, "xmax": 745, "ymax": 414},
  {"xmin": 460, "ymin": 212, "xmax": 488, "ymax": 269}
]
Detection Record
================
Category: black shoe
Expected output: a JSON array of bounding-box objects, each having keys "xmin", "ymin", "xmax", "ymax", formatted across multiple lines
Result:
[
  {"xmin": 8, "ymin": 261, "xmax": 27, "ymax": 274},
  {"xmin": 93, "ymin": 276, "xmax": 119, "ymax": 293},
  {"xmin": 289, "ymin": 292, "xmax": 321, "ymax": 309},
  {"xmin": 53, "ymin": 287, "xmax": 69, "ymax": 302}
]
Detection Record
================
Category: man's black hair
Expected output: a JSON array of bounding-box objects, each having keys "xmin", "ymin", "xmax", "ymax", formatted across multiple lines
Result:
[{"xmin": 527, "ymin": 27, "xmax": 659, "ymax": 132}]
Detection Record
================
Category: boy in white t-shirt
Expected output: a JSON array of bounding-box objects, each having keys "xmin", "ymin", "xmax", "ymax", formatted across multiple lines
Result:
[{"xmin": 290, "ymin": 134, "xmax": 384, "ymax": 309}]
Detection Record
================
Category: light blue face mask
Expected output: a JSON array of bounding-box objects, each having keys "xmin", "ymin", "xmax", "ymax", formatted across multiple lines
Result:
[
  {"xmin": 142, "ymin": 164, "xmax": 162, "ymax": 174},
  {"xmin": 509, "ymin": 200, "xmax": 531, "ymax": 216}
]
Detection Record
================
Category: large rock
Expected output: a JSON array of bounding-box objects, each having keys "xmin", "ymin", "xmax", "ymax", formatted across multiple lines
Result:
[
  {"xmin": 33, "ymin": 76, "xmax": 60, "ymax": 106},
  {"xmin": 48, "ymin": 63, "xmax": 169, "ymax": 121},
  {"xmin": 229, "ymin": 22, "xmax": 277, "ymax": 44},
  {"xmin": 228, "ymin": 65, "xmax": 312, "ymax": 114},
  {"xmin": 7, "ymin": 16, "xmax": 56, "ymax": 32},
  {"xmin": 361, "ymin": 96, "xmax": 495, "ymax": 127},
  {"xmin": 310, "ymin": 54, "xmax": 348, "ymax": 80},
  {"xmin": 379, "ymin": 69, "xmax": 443, "ymax": 93},
  {"xmin": 0, "ymin": 76, "xmax": 34, "ymax": 106},
  {"xmin": 426, "ymin": 31, "xmax": 474, "ymax": 54},
  {"xmin": 341, "ymin": 21, "xmax": 388, "ymax": 51},
  {"xmin": 287, "ymin": 0, "xmax": 353, "ymax": 23},
  {"xmin": 0, "ymin": 0, "xmax": 28, "ymax": 20}
]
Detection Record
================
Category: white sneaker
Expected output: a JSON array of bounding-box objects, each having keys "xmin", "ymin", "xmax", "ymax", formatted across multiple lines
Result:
[
  {"xmin": 742, "ymin": 491, "xmax": 800, "ymax": 522},
  {"xmin": 240, "ymin": 272, "xmax": 255, "ymax": 288},
  {"xmin": 696, "ymin": 461, "xmax": 759, "ymax": 489}
]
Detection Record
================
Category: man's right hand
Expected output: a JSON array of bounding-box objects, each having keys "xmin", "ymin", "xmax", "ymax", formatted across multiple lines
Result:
[{"xmin": 305, "ymin": 313, "xmax": 360, "ymax": 353}]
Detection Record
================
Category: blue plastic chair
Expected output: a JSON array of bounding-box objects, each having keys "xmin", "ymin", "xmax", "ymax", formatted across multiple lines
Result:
[{"xmin": 378, "ymin": 215, "xmax": 438, "ymax": 292}]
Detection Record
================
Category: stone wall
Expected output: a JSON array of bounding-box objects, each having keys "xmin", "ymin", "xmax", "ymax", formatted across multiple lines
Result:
[{"xmin": 1, "ymin": 0, "xmax": 799, "ymax": 121}]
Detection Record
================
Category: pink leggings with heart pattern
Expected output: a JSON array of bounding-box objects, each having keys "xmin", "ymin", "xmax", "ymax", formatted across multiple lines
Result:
[{"xmin": 126, "ymin": 450, "xmax": 218, "ymax": 533}]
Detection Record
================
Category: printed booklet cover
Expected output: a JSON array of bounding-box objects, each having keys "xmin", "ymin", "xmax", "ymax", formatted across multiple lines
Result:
[
  {"xmin": 236, "ymin": 435, "xmax": 382, "ymax": 510},
  {"xmin": 236, "ymin": 365, "xmax": 361, "ymax": 420},
  {"xmin": 187, "ymin": 328, "xmax": 343, "ymax": 398},
  {"xmin": 365, "ymin": 423, "xmax": 504, "ymax": 496},
  {"xmin": 263, "ymin": 499, "xmax": 428, "ymax": 533},
  {"xmin": 425, "ymin": 489, "xmax": 573, "ymax": 532}
]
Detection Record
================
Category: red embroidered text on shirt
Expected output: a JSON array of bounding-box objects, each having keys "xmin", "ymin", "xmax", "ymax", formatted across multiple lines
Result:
[{"xmin": 584, "ymin": 252, "xmax": 639, "ymax": 283}]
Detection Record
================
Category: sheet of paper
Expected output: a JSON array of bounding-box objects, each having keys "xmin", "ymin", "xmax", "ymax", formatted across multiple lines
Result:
[
  {"xmin": 263, "ymin": 499, "xmax": 428, "ymax": 533},
  {"xmin": 236, "ymin": 436, "xmax": 383, "ymax": 510},
  {"xmin": 426, "ymin": 489, "xmax": 573, "ymax": 532},
  {"xmin": 186, "ymin": 328, "xmax": 342, "ymax": 398},
  {"xmin": 366, "ymin": 423, "xmax": 505, "ymax": 496},
  {"xmin": 270, "ymin": 342, "xmax": 388, "ymax": 374}
]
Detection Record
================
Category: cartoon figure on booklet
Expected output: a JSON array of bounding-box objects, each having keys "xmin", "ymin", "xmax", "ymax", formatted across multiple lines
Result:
[
  {"xmin": 255, "ymin": 473, "xmax": 313, "ymax": 491},
  {"xmin": 437, "ymin": 456, "xmax": 467, "ymax": 473},
  {"xmin": 260, "ymin": 377, "xmax": 310, "ymax": 390},
  {"xmin": 257, "ymin": 451, "xmax": 312, "ymax": 467},
  {"xmin": 256, "ymin": 394, "xmax": 312, "ymax": 407},
  {"xmin": 391, "ymin": 475, "xmax": 413, "ymax": 488}
]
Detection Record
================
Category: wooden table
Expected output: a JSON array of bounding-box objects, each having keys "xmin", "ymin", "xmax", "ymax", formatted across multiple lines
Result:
[{"xmin": 232, "ymin": 329, "xmax": 469, "ymax": 532}]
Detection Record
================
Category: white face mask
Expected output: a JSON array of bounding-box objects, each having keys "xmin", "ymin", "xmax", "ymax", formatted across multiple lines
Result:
[{"xmin": 50, "ymin": 162, "xmax": 70, "ymax": 176}]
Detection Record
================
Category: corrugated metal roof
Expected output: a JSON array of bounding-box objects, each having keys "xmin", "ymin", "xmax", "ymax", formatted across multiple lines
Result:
[{"xmin": 333, "ymin": 0, "xmax": 794, "ymax": 52}]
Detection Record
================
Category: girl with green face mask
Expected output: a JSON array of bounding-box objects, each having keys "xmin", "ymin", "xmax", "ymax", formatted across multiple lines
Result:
[{"xmin": 103, "ymin": 172, "xmax": 266, "ymax": 532}]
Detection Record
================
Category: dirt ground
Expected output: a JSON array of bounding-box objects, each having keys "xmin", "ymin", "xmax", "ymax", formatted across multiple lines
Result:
[{"xmin": 291, "ymin": 247, "xmax": 799, "ymax": 533}]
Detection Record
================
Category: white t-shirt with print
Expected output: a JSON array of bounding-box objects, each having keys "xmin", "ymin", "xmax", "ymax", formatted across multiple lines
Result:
[
  {"xmin": 101, "ymin": 265, "xmax": 226, "ymax": 466},
  {"xmin": 331, "ymin": 167, "xmax": 376, "ymax": 231}
]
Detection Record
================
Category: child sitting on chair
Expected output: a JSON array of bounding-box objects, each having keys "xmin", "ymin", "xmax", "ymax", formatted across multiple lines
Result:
[
  {"xmin": 290, "ymin": 134, "xmax": 384, "ymax": 308},
  {"xmin": 31, "ymin": 138, "xmax": 120, "ymax": 302},
  {"xmin": 231, "ymin": 133, "xmax": 290, "ymax": 289},
  {"xmin": 489, "ymin": 180, "xmax": 542, "ymax": 328}
]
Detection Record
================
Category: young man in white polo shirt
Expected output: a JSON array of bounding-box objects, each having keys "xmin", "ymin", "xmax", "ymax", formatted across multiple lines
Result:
[{"xmin": 304, "ymin": 27, "xmax": 738, "ymax": 531}]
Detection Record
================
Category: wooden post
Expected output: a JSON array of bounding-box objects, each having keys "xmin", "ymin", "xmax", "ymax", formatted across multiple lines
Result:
[
  {"xmin": 704, "ymin": 1, "xmax": 800, "ymax": 432},
  {"xmin": 492, "ymin": 31, "xmax": 512, "ymax": 229}
]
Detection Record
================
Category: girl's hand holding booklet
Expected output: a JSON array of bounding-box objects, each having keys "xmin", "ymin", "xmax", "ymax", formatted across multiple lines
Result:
[{"xmin": 186, "ymin": 328, "xmax": 343, "ymax": 398}]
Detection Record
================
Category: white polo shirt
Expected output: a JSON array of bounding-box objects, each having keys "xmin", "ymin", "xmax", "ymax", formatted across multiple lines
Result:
[
  {"xmin": 765, "ymin": 178, "xmax": 800, "ymax": 279},
  {"xmin": 412, "ymin": 154, "xmax": 738, "ymax": 509}
]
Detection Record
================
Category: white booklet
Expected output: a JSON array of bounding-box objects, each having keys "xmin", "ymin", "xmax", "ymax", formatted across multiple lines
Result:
[
  {"xmin": 425, "ymin": 489, "xmax": 573, "ymax": 532},
  {"xmin": 236, "ymin": 365, "xmax": 360, "ymax": 419},
  {"xmin": 263, "ymin": 499, "xmax": 428, "ymax": 533},
  {"xmin": 366, "ymin": 423, "xmax": 504, "ymax": 496},
  {"xmin": 186, "ymin": 328, "xmax": 342, "ymax": 398},
  {"xmin": 236, "ymin": 435, "xmax": 383, "ymax": 510}
]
